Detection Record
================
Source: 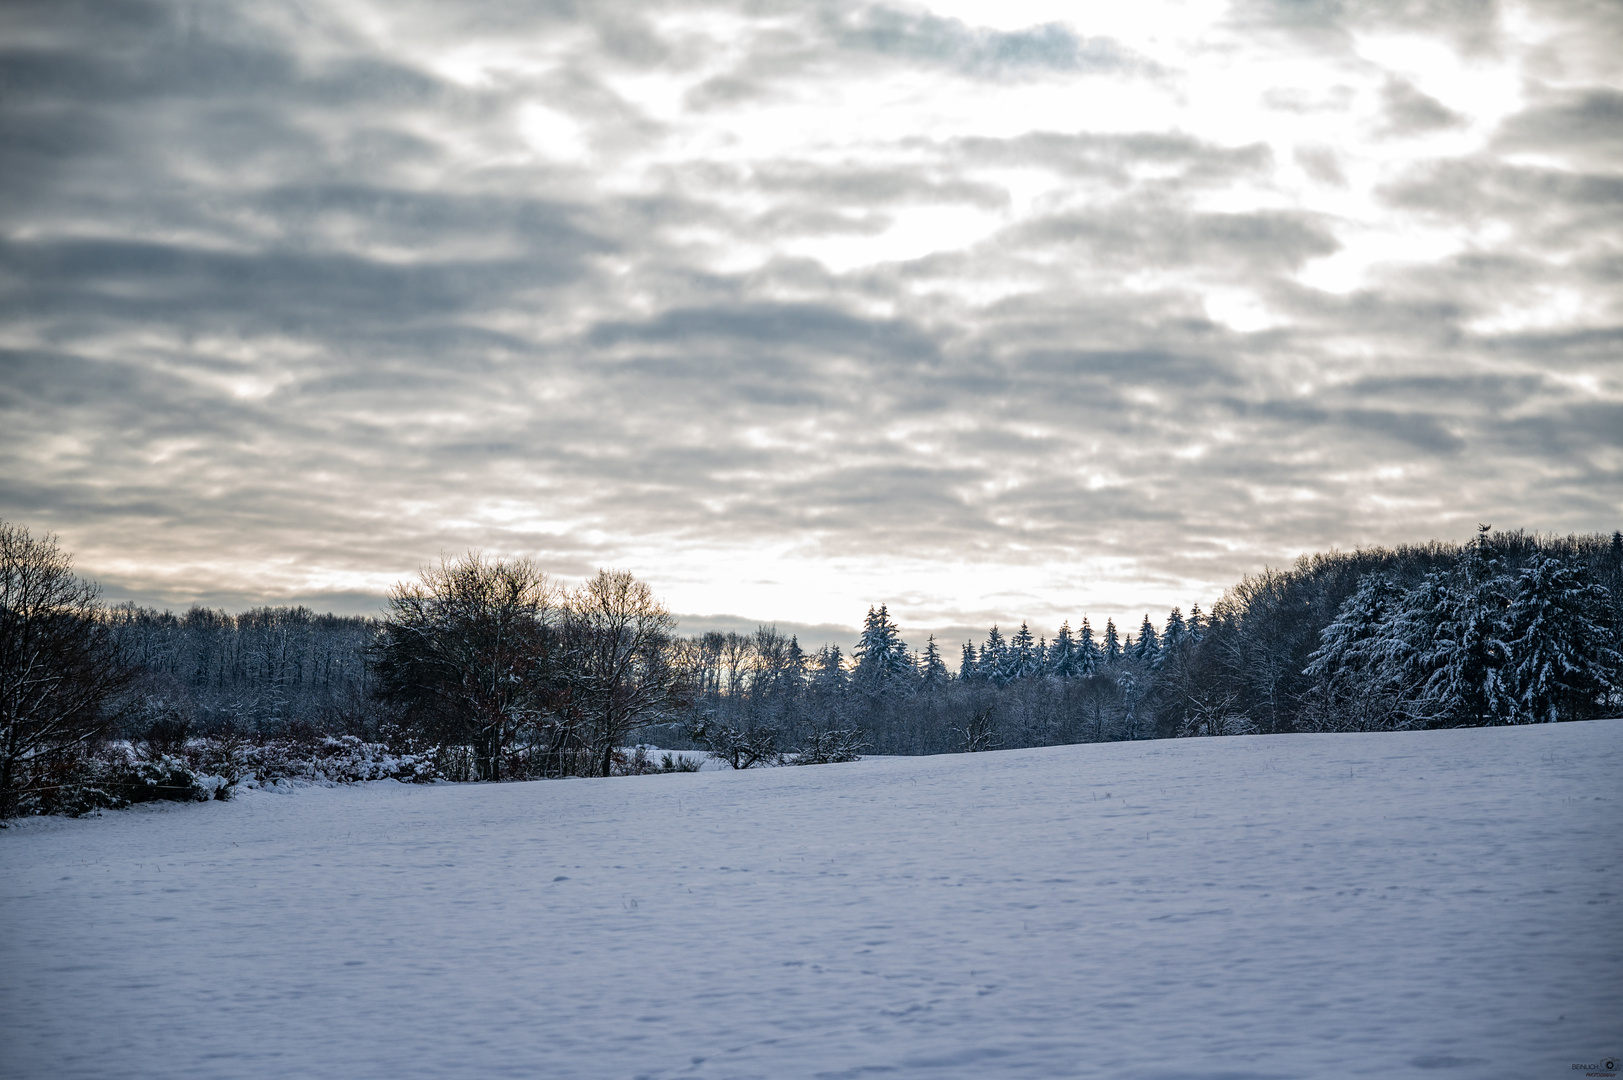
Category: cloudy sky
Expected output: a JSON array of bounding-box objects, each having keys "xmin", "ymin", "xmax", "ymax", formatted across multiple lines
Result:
[{"xmin": 2, "ymin": 0, "xmax": 1620, "ymax": 647}]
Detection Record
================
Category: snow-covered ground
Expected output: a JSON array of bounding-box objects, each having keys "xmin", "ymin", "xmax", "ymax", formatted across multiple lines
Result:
[{"xmin": 3, "ymin": 723, "xmax": 1620, "ymax": 1080}]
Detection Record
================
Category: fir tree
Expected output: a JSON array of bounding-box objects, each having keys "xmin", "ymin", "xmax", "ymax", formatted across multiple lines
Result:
[
  {"xmin": 1371, "ymin": 534, "xmax": 1512, "ymax": 727},
  {"xmin": 1077, "ymin": 617, "xmax": 1100, "ymax": 676},
  {"xmin": 1304, "ymin": 574, "xmax": 1404, "ymax": 682},
  {"xmin": 1504, "ymin": 556, "xmax": 1620, "ymax": 722},
  {"xmin": 920, "ymin": 634, "xmax": 950, "ymax": 686},
  {"xmin": 1437, "ymin": 526, "xmax": 1514, "ymax": 724},
  {"xmin": 1380, "ymin": 569, "xmax": 1461, "ymax": 722},
  {"xmin": 1048, "ymin": 621, "xmax": 1077, "ymax": 678},
  {"xmin": 1102, "ymin": 618, "xmax": 1121, "ymax": 665},
  {"xmin": 959, "ymin": 640, "xmax": 979, "ymax": 681},
  {"xmin": 1188, "ymin": 603, "xmax": 1206, "ymax": 643},
  {"xmin": 854, "ymin": 604, "xmax": 910, "ymax": 683},
  {"xmin": 786, "ymin": 635, "xmax": 807, "ymax": 683},
  {"xmin": 1009, "ymin": 622, "xmax": 1040, "ymax": 680},
  {"xmin": 981, "ymin": 626, "xmax": 1008, "ymax": 684},
  {"xmin": 1133, "ymin": 614, "xmax": 1160, "ymax": 664},
  {"xmin": 1153, "ymin": 607, "xmax": 1185, "ymax": 668},
  {"xmin": 1162, "ymin": 607, "xmax": 1187, "ymax": 649},
  {"xmin": 814, "ymin": 643, "xmax": 847, "ymax": 694}
]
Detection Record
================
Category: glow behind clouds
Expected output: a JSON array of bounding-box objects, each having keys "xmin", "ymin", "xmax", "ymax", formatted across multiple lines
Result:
[{"xmin": 1, "ymin": 0, "xmax": 1619, "ymax": 642}]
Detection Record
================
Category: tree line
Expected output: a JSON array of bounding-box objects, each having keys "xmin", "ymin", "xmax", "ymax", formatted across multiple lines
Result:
[
  {"xmin": 2, "ymin": 519, "xmax": 1619, "ymax": 817},
  {"xmin": 673, "ymin": 528, "xmax": 1621, "ymax": 758}
]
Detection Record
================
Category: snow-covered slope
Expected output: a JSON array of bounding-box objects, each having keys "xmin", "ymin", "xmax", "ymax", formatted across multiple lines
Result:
[{"xmin": 3, "ymin": 722, "xmax": 1619, "ymax": 1079}]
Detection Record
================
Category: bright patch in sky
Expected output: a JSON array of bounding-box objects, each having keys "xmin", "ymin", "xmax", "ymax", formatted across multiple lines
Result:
[{"xmin": 518, "ymin": 104, "xmax": 589, "ymax": 162}]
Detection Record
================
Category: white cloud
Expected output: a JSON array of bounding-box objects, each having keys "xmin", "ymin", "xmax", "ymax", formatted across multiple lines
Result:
[{"xmin": 1, "ymin": 0, "xmax": 1619, "ymax": 636}]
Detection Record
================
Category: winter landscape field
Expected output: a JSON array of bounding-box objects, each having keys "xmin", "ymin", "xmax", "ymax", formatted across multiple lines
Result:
[{"xmin": 3, "ymin": 721, "xmax": 1620, "ymax": 1080}]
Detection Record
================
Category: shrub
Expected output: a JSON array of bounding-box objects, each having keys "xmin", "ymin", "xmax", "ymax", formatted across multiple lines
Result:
[{"xmin": 790, "ymin": 727, "xmax": 866, "ymax": 765}]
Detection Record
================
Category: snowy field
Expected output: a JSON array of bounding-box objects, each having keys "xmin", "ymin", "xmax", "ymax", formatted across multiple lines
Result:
[{"xmin": 3, "ymin": 723, "xmax": 1620, "ymax": 1080}]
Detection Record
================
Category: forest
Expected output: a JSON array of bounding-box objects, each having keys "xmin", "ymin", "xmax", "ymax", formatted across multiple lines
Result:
[{"xmin": 2, "ymin": 521, "xmax": 1620, "ymax": 818}]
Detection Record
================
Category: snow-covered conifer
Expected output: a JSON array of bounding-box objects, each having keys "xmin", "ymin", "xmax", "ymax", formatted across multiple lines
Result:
[
  {"xmin": 1373, "ymin": 545, "xmax": 1511, "ymax": 727},
  {"xmin": 1009, "ymin": 622, "xmax": 1040, "ymax": 680},
  {"xmin": 1133, "ymin": 615, "xmax": 1159, "ymax": 664},
  {"xmin": 920, "ymin": 634, "xmax": 950, "ymax": 686},
  {"xmin": 1306, "ymin": 575, "xmax": 1400, "ymax": 678},
  {"xmin": 814, "ymin": 643, "xmax": 847, "ymax": 694},
  {"xmin": 1077, "ymin": 617, "xmax": 1100, "ymax": 676},
  {"xmin": 1102, "ymin": 619, "xmax": 1121, "ymax": 665},
  {"xmin": 1162, "ymin": 607, "xmax": 1186, "ymax": 649},
  {"xmin": 786, "ymin": 635, "xmax": 807, "ymax": 684},
  {"xmin": 1152, "ymin": 607, "xmax": 1186, "ymax": 668},
  {"xmin": 981, "ymin": 626, "xmax": 1008, "ymax": 684},
  {"xmin": 1424, "ymin": 528, "xmax": 1515, "ymax": 724},
  {"xmin": 854, "ymin": 605, "xmax": 911, "ymax": 684},
  {"xmin": 959, "ymin": 640, "xmax": 979, "ymax": 681},
  {"xmin": 1504, "ymin": 556, "xmax": 1620, "ymax": 722},
  {"xmin": 1048, "ymin": 622, "xmax": 1077, "ymax": 678}
]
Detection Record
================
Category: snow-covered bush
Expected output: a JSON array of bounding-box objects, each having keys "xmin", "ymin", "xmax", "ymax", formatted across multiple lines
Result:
[
  {"xmin": 609, "ymin": 746, "xmax": 703, "ymax": 775},
  {"xmin": 32, "ymin": 743, "xmax": 216, "ymax": 817},
  {"xmin": 683, "ymin": 719, "xmax": 781, "ymax": 769},
  {"xmin": 789, "ymin": 727, "xmax": 866, "ymax": 765},
  {"xmin": 9, "ymin": 733, "xmax": 441, "ymax": 819},
  {"xmin": 235, "ymin": 735, "xmax": 438, "ymax": 788}
]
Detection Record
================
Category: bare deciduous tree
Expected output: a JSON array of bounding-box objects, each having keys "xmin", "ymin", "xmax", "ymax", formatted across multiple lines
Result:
[
  {"xmin": 373, "ymin": 554, "xmax": 560, "ymax": 781},
  {"xmin": 1, "ymin": 523, "xmax": 131, "ymax": 819},
  {"xmin": 566, "ymin": 570, "xmax": 685, "ymax": 777}
]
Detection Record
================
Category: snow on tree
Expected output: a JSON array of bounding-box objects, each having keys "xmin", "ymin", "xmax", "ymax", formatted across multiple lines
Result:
[
  {"xmin": 1305, "ymin": 575, "xmax": 1403, "ymax": 680},
  {"xmin": 1152, "ymin": 607, "xmax": 1187, "ymax": 669},
  {"xmin": 786, "ymin": 635, "xmax": 808, "ymax": 684},
  {"xmin": 1188, "ymin": 604, "xmax": 1207, "ymax": 643},
  {"xmin": 1009, "ymin": 622, "xmax": 1041, "ymax": 680},
  {"xmin": 1379, "ymin": 569, "xmax": 1468, "ymax": 723},
  {"xmin": 1301, "ymin": 573, "xmax": 1413, "ymax": 730},
  {"xmin": 1503, "ymin": 556, "xmax": 1620, "ymax": 722},
  {"xmin": 1421, "ymin": 526, "xmax": 1514, "ymax": 725},
  {"xmin": 1303, "ymin": 527, "xmax": 1623, "ymax": 728},
  {"xmin": 1077, "ymin": 617, "xmax": 1100, "ymax": 676},
  {"xmin": 1133, "ymin": 615, "xmax": 1160, "ymax": 664},
  {"xmin": 1162, "ymin": 607, "xmax": 1187, "ymax": 650},
  {"xmin": 1308, "ymin": 562, "xmax": 1502, "ymax": 729},
  {"xmin": 920, "ymin": 635, "xmax": 950, "ymax": 686},
  {"xmin": 854, "ymin": 605, "xmax": 911, "ymax": 685},
  {"xmin": 1102, "ymin": 619, "xmax": 1121, "ymax": 665},
  {"xmin": 813, "ymin": 643, "xmax": 847, "ymax": 693},
  {"xmin": 981, "ymin": 626, "xmax": 1008, "ymax": 684},
  {"xmin": 959, "ymin": 640, "xmax": 979, "ymax": 681},
  {"xmin": 1047, "ymin": 622, "xmax": 1078, "ymax": 678}
]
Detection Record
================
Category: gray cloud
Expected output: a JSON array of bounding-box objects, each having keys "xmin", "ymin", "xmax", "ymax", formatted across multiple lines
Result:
[
  {"xmin": 1, "ymin": 0, "xmax": 1618, "ymax": 639},
  {"xmin": 1380, "ymin": 77, "xmax": 1466, "ymax": 136},
  {"xmin": 1228, "ymin": 0, "xmax": 1504, "ymax": 52},
  {"xmin": 1496, "ymin": 87, "xmax": 1623, "ymax": 163},
  {"xmin": 828, "ymin": 6, "xmax": 1143, "ymax": 77}
]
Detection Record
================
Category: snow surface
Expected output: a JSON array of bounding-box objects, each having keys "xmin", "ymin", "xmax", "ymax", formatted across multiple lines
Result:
[{"xmin": 3, "ymin": 722, "xmax": 1620, "ymax": 1080}]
